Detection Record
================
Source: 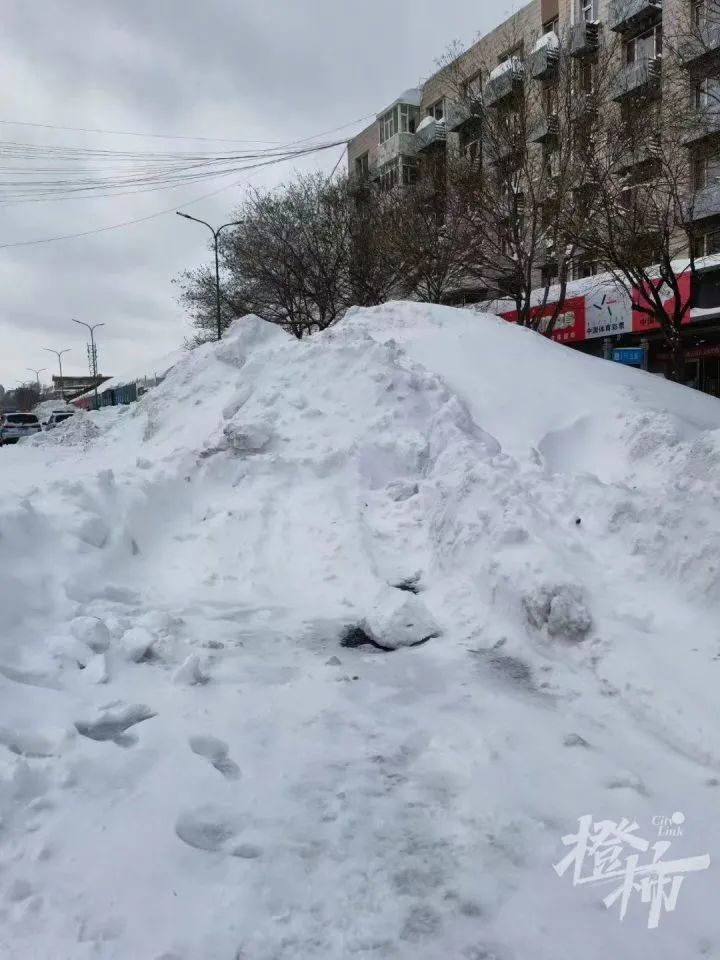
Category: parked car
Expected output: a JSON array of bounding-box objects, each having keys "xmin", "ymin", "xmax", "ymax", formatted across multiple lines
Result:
[
  {"xmin": 0, "ymin": 412, "xmax": 42, "ymax": 445},
  {"xmin": 44, "ymin": 410, "xmax": 76, "ymax": 431}
]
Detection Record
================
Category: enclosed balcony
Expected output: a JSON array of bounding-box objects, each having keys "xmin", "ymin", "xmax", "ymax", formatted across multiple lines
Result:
[
  {"xmin": 682, "ymin": 109, "xmax": 720, "ymax": 147},
  {"xmin": 611, "ymin": 57, "xmax": 662, "ymax": 102},
  {"xmin": 529, "ymin": 34, "xmax": 560, "ymax": 81},
  {"xmin": 570, "ymin": 20, "xmax": 601, "ymax": 59},
  {"xmin": 680, "ymin": 23, "xmax": 720, "ymax": 69},
  {"xmin": 608, "ymin": 0, "xmax": 662, "ymax": 36},
  {"xmin": 614, "ymin": 135, "xmax": 661, "ymax": 175},
  {"xmin": 415, "ymin": 118, "xmax": 447, "ymax": 152},
  {"xmin": 484, "ymin": 59, "xmax": 524, "ymax": 109},
  {"xmin": 446, "ymin": 99, "xmax": 482, "ymax": 133},
  {"xmin": 376, "ymin": 132, "xmax": 418, "ymax": 167},
  {"xmin": 529, "ymin": 114, "xmax": 559, "ymax": 144},
  {"xmin": 689, "ymin": 182, "xmax": 720, "ymax": 223}
]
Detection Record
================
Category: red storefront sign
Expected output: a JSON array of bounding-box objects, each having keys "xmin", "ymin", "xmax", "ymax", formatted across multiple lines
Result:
[
  {"xmin": 631, "ymin": 274, "xmax": 692, "ymax": 333},
  {"xmin": 657, "ymin": 342, "xmax": 720, "ymax": 361},
  {"xmin": 500, "ymin": 295, "xmax": 586, "ymax": 343}
]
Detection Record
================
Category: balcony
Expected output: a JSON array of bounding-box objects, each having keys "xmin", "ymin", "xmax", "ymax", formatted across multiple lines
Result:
[
  {"xmin": 446, "ymin": 99, "xmax": 482, "ymax": 132},
  {"xmin": 608, "ymin": 0, "xmax": 662, "ymax": 35},
  {"xmin": 376, "ymin": 131, "xmax": 418, "ymax": 167},
  {"xmin": 415, "ymin": 119, "xmax": 447, "ymax": 152},
  {"xmin": 680, "ymin": 23, "xmax": 720, "ymax": 69},
  {"xmin": 484, "ymin": 62, "xmax": 524, "ymax": 109},
  {"xmin": 689, "ymin": 182, "xmax": 720, "ymax": 223},
  {"xmin": 614, "ymin": 135, "xmax": 661, "ymax": 175},
  {"xmin": 682, "ymin": 109, "xmax": 720, "ymax": 147},
  {"xmin": 611, "ymin": 57, "xmax": 662, "ymax": 102},
  {"xmin": 570, "ymin": 20, "xmax": 601, "ymax": 59},
  {"xmin": 529, "ymin": 42, "xmax": 560, "ymax": 81},
  {"xmin": 529, "ymin": 114, "xmax": 559, "ymax": 144}
]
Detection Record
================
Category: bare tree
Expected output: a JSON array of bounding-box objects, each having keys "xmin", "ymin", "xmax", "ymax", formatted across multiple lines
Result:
[
  {"xmin": 574, "ymin": 17, "xmax": 702, "ymax": 382},
  {"xmin": 438, "ymin": 25, "xmax": 619, "ymax": 334}
]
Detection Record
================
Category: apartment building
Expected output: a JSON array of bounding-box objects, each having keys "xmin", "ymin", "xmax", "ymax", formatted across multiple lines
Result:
[{"xmin": 346, "ymin": 0, "xmax": 720, "ymax": 396}]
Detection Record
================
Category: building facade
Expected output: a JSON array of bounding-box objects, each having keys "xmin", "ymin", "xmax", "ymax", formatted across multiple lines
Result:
[{"xmin": 346, "ymin": 0, "xmax": 720, "ymax": 396}]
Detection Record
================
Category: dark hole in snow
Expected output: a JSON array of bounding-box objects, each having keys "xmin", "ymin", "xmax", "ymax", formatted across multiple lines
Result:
[
  {"xmin": 339, "ymin": 624, "xmax": 435, "ymax": 652},
  {"xmin": 575, "ymin": 518, "xmax": 582, "ymax": 526},
  {"xmin": 392, "ymin": 576, "xmax": 422, "ymax": 595},
  {"xmin": 340, "ymin": 625, "xmax": 381, "ymax": 649}
]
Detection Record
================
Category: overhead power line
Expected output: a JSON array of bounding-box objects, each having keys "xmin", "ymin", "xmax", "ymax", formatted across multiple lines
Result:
[{"xmin": 0, "ymin": 113, "xmax": 375, "ymax": 146}]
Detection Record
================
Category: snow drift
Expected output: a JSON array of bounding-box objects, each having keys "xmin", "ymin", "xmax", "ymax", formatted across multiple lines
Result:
[{"xmin": 1, "ymin": 302, "xmax": 719, "ymax": 959}]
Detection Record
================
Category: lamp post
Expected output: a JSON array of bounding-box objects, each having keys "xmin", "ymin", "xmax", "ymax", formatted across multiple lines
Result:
[
  {"xmin": 72, "ymin": 319, "xmax": 105, "ymax": 406},
  {"xmin": 176, "ymin": 212, "xmax": 244, "ymax": 341},
  {"xmin": 44, "ymin": 348, "xmax": 71, "ymax": 401},
  {"xmin": 26, "ymin": 367, "xmax": 47, "ymax": 394}
]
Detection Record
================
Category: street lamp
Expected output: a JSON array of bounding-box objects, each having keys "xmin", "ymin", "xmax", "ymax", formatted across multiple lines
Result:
[
  {"xmin": 72, "ymin": 319, "xmax": 105, "ymax": 406},
  {"xmin": 44, "ymin": 348, "xmax": 71, "ymax": 401},
  {"xmin": 176, "ymin": 212, "xmax": 244, "ymax": 341},
  {"xmin": 26, "ymin": 367, "xmax": 47, "ymax": 393}
]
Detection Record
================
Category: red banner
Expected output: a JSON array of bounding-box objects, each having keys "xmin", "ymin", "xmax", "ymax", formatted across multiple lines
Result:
[
  {"xmin": 500, "ymin": 295, "xmax": 586, "ymax": 343},
  {"xmin": 631, "ymin": 274, "xmax": 692, "ymax": 333}
]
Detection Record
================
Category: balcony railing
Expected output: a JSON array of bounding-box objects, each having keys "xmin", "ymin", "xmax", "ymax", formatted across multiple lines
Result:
[
  {"xmin": 484, "ymin": 64, "xmax": 524, "ymax": 109},
  {"xmin": 529, "ymin": 114, "xmax": 559, "ymax": 144},
  {"xmin": 376, "ymin": 131, "xmax": 418, "ymax": 167},
  {"xmin": 570, "ymin": 20, "xmax": 601, "ymax": 59},
  {"xmin": 608, "ymin": 0, "xmax": 662, "ymax": 35},
  {"xmin": 446, "ymin": 99, "xmax": 482, "ymax": 132},
  {"xmin": 415, "ymin": 119, "xmax": 447, "ymax": 152},
  {"xmin": 530, "ymin": 44, "xmax": 559, "ymax": 81},
  {"xmin": 689, "ymin": 182, "xmax": 720, "ymax": 223},
  {"xmin": 680, "ymin": 23, "xmax": 720, "ymax": 69},
  {"xmin": 611, "ymin": 57, "xmax": 662, "ymax": 102},
  {"xmin": 681, "ymin": 108, "xmax": 720, "ymax": 147}
]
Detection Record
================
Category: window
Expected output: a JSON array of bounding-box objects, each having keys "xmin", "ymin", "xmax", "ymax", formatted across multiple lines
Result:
[
  {"xmin": 693, "ymin": 231, "xmax": 720, "ymax": 258},
  {"xmin": 463, "ymin": 73, "xmax": 483, "ymax": 101},
  {"xmin": 425, "ymin": 99, "xmax": 445, "ymax": 121},
  {"xmin": 624, "ymin": 24, "xmax": 662, "ymax": 65},
  {"xmin": 580, "ymin": 0, "xmax": 597, "ymax": 21},
  {"xmin": 572, "ymin": 259, "xmax": 598, "ymax": 279},
  {"xmin": 399, "ymin": 103, "xmax": 417, "ymax": 133},
  {"xmin": 544, "ymin": 17, "xmax": 559, "ymax": 34},
  {"xmin": 401, "ymin": 161, "xmax": 419, "ymax": 185},
  {"xmin": 578, "ymin": 61, "xmax": 595, "ymax": 94},
  {"xmin": 355, "ymin": 153, "xmax": 369, "ymax": 181},
  {"xmin": 379, "ymin": 109, "xmax": 396, "ymax": 144},
  {"xmin": 694, "ymin": 76, "xmax": 720, "ymax": 109},
  {"xmin": 542, "ymin": 265, "xmax": 560, "ymax": 287},
  {"xmin": 694, "ymin": 151, "xmax": 720, "ymax": 189}
]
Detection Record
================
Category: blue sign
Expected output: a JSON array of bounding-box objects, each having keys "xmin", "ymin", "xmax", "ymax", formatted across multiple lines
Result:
[{"xmin": 613, "ymin": 347, "xmax": 645, "ymax": 366}]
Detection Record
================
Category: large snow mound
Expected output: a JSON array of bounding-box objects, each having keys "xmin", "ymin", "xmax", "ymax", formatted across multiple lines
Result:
[{"xmin": 1, "ymin": 303, "xmax": 719, "ymax": 960}]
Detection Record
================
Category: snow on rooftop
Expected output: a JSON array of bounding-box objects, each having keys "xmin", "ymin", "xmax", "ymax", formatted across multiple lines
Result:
[{"xmin": 2, "ymin": 302, "xmax": 720, "ymax": 958}]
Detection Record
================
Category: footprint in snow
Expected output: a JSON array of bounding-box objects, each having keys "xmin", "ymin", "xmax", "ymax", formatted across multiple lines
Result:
[
  {"xmin": 74, "ymin": 703, "xmax": 156, "ymax": 746},
  {"xmin": 174, "ymin": 806, "xmax": 261, "ymax": 859},
  {"xmin": 189, "ymin": 735, "xmax": 241, "ymax": 780}
]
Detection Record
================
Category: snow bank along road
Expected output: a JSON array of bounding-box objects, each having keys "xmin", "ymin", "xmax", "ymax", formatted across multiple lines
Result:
[{"xmin": 1, "ymin": 302, "xmax": 719, "ymax": 959}]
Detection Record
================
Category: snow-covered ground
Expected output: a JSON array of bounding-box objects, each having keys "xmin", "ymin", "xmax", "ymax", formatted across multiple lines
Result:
[{"xmin": 1, "ymin": 302, "xmax": 719, "ymax": 959}]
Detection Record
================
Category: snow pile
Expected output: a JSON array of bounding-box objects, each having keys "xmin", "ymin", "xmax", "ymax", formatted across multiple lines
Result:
[{"xmin": 1, "ymin": 303, "xmax": 719, "ymax": 960}]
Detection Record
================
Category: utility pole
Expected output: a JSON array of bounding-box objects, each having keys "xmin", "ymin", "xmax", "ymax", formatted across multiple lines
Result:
[
  {"xmin": 26, "ymin": 367, "xmax": 47, "ymax": 395},
  {"xmin": 72, "ymin": 319, "xmax": 105, "ymax": 407},
  {"xmin": 176, "ymin": 212, "xmax": 244, "ymax": 341},
  {"xmin": 44, "ymin": 348, "xmax": 71, "ymax": 402}
]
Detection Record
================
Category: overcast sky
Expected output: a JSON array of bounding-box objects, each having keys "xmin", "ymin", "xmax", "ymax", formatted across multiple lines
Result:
[{"xmin": 0, "ymin": 0, "xmax": 522, "ymax": 391}]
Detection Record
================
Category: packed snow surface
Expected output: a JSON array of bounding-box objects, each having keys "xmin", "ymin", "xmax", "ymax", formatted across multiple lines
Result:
[{"xmin": 1, "ymin": 302, "xmax": 719, "ymax": 959}]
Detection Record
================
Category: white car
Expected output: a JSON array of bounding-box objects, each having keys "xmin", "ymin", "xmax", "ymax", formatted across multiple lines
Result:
[
  {"xmin": 0, "ymin": 412, "xmax": 42, "ymax": 445},
  {"xmin": 44, "ymin": 410, "xmax": 76, "ymax": 431}
]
